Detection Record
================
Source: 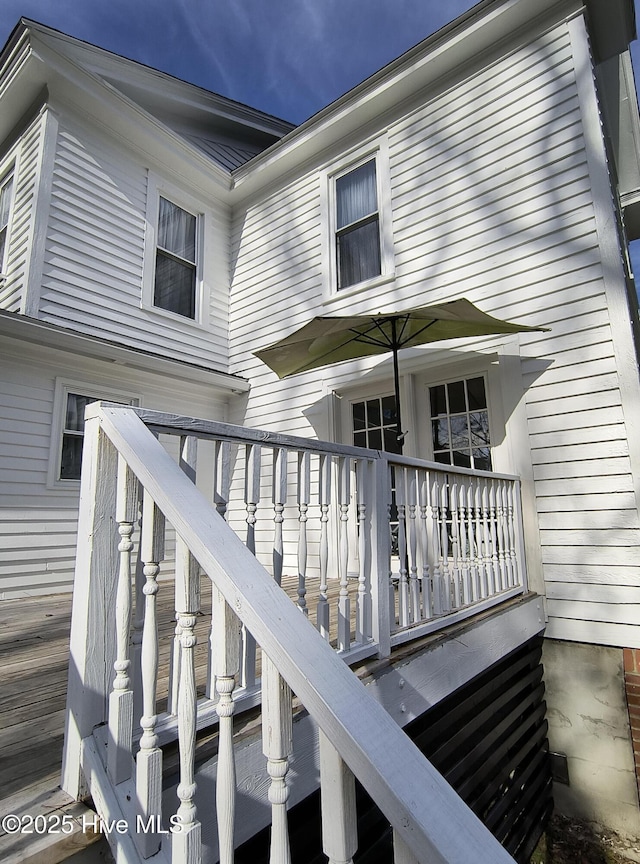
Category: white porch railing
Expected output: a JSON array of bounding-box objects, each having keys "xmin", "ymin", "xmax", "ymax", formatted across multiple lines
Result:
[{"xmin": 61, "ymin": 403, "xmax": 522, "ymax": 864}]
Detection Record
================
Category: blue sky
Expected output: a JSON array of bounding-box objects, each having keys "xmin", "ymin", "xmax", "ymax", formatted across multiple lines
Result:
[{"xmin": 0, "ymin": 0, "xmax": 535, "ymax": 125}]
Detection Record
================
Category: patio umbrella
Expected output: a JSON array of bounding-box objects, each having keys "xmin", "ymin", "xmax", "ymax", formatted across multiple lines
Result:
[{"xmin": 254, "ymin": 298, "xmax": 545, "ymax": 450}]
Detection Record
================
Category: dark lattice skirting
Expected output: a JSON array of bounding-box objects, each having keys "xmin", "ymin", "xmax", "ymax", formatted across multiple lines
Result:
[{"xmin": 236, "ymin": 634, "xmax": 553, "ymax": 863}]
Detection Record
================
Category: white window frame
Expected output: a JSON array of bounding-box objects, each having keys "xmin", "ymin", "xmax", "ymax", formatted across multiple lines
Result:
[
  {"xmin": 48, "ymin": 379, "xmax": 141, "ymax": 489},
  {"xmin": 142, "ymin": 175, "xmax": 211, "ymax": 327},
  {"xmin": 0, "ymin": 162, "xmax": 16, "ymax": 280},
  {"xmin": 321, "ymin": 139, "xmax": 394, "ymax": 301}
]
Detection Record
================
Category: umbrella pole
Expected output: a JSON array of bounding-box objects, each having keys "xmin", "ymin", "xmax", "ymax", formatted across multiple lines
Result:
[{"xmin": 392, "ymin": 342, "xmax": 403, "ymax": 453}]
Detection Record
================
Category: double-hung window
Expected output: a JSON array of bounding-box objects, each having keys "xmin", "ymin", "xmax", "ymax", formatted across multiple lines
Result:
[
  {"xmin": 154, "ymin": 196, "xmax": 197, "ymax": 319},
  {"xmin": 335, "ymin": 159, "xmax": 381, "ymax": 290},
  {"xmin": 0, "ymin": 170, "xmax": 14, "ymax": 275}
]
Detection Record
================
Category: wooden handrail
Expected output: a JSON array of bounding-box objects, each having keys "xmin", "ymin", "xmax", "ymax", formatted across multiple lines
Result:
[{"xmin": 84, "ymin": 401, "xmax": 515, "ymax": 864}]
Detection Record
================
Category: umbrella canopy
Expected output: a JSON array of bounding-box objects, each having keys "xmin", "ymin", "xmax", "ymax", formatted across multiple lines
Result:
[{"xmin": 254, "ymin": 298, "xmax": 545, "ymax": 450}]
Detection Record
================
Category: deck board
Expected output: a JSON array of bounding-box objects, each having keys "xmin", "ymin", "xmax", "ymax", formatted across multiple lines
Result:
[{"xmin": 0, "ymin": 573, "xmax": 360, "ymax": 824}]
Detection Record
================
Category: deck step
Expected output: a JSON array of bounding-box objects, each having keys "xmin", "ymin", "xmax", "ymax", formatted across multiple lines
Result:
[{"xmin": 0, "ymin": 787, "xmax": 102, "ymax": 864}]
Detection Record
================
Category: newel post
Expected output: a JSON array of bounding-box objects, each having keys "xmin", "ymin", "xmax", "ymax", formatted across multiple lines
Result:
[
  {"xmin": 371, "ymin": 455, "xmax": 391, "ymax": 658},
  {"xmin": 62, "ymin": 405, "xmax": 119, "ymax": 799}
]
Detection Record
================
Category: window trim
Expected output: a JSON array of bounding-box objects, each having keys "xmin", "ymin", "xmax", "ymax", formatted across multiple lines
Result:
[
  {"xmin": 0, "ymin": 163, "xmax": 16, "ymax": 279},
  {"xmin": 47, "ymin": 379, "xmax": 141, "ymax": 489},
  {"xmin": 142, "ymin": 175, "xmax": 210, "ymax": 327},
  {"xmin": 321, "ymin": 139, "xmax": 394, "ymax": 301}
]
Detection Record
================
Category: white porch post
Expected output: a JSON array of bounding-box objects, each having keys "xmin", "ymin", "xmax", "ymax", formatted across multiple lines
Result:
[{"xmin": 61, "ymin": 408, "xmax": 119, "ymax": 799}]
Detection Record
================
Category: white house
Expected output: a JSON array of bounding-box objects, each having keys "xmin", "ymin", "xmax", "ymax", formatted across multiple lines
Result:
[{"xmin": 2, "ymin": 0, "xmax": 640, "ymax": 857}]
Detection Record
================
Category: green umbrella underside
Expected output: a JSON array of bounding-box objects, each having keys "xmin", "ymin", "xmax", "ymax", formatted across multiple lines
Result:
[{"xmin": 254, "ymin": 297, "xmax": 546, "ymax": 448}]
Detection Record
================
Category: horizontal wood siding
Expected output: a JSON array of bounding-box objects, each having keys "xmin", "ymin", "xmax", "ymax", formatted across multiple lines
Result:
[
  {"xmin": 38, "ymin": 117, "xmax": 229, "ymax": 369},
  {"xmin": 0, "ymin": 336, "xmax": 227, "ymax": 598},
  {"xmin": 0, "ymin": 111, "xmax": 44, "ymax": 311},
  {"xmin": 229, "ymin": 20, "xmax": 640, "ymax": 646}
]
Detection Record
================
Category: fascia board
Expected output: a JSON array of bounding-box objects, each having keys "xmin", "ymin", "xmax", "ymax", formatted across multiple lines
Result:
[
  {"xmin": 232, "ymin": 0, "xmax": 581, "ymax": 202},
  {"xmin": 0, "ymin": 311, "xmax": 250, "ymax": 393},
  {"xmin": 27, "ymin": 31, "xmax": 235, "ymax": 199}
]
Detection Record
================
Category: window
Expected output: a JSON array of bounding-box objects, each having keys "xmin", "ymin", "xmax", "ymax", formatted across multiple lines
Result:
[
  {"xmin": 336, "ymin": 159, "xmax": 381, "ymax": 290},
  {"xmin": 154, "ymin": 196, "xmax": 197, "ymax": 319},
  {"xmin": 352, "ymin": 394, "xmax": 402, "ymax": 453},
  {"xmin": 429, "ymin": 376, "xmax": 492, "ymax": 470},
  {"xmin": 50, "ymin": 382, "xmax": 139, "ymax": 485},
  {"xmin": 59, "ymin": 393, "xmax": 98, "ymax": 480},
  {"xmin": 0, "ymin": 170, "xmax": 14, "ymax": 275}
]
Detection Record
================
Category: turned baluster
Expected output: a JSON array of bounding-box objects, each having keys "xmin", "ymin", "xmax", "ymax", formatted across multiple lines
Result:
[
  {"xmin": 488, "ymin": 481, "xmax": 501, "ymax": 594},
  {"xmin": 319, "ymin": 732, "xmax": 357, "ymax": 864},
  {"xmin": 172, "ymin": 536, "xmax": 201, "ymax": 863},
  {"xmin": 407, "ymin": 468, "xmax": 420, "ymax": 624},
  {"xmin": 213, "ymin": 588, "xmax": 241, "ymax": 864},
  {"xmin": 169, "ymin": 436, "xmax": 198, "ymax": 716},
  {"xmin": 213, "ymin": 439, "xmax": 232, "ymax": 520},
  {"xmin": 131, "ymin": 492, "xmax": 145, "ymax": 735},
  {"xmin": 272, "ymin": 447, "xmax": 287, "ymax": 587},
  {"xmin": 136, "ymin": 490, "xmax": 165, "ymax": 859},
  {"xmin": 496, "ymin": 481, "xmax": 510, "ymax": 588},
  {"xmin": 418, "ymin": 470, "xmax": 432, "ymax": 620},
  {"xmin": 108, "ymin": 455, "xmax": 138, "ymax": 785},
  {"xmin": 297, "ymin": 451, "xmax": 311, "ymax": 616},
  {"xmin": 459, "ymin": 483, "xmax": 471, "ymax": 605},
  {"xmin": 242, "ymin": 443, "xmax": 261, "ymax": 689},
  {"xmin": 208, "ymin": 439, "xmax": 232, "ymax": 700},
  {"xmin": 355, "ymin": 459, "xmax": 370, "ymax": 643},
  {"xmin": 450, "ymin": 481, "xmax": 461, "ymax": 609},
  {"xmin": 317, "ymin": 453, "xmax": 331, "ymax": 639},
  {"xmin": 337, "ymin": 456, "xmax": 351, "ymax": 652},
  {"xmin": 430, "ymin": 476, "xmax": 443, "ymax": 615},
  {"xmin": 481, "ymin": 484, "xmax": 494, "ymax": 596},
  {"xmin": 506, "ymin": 482, "xmax": 519, "ymax": 585},
  {"xmin": 396, "ymin": 466, "xmax": 409, "ymax": 628},
  {"xmin": 474, "ymin": 482, "xmax": 486, "ymax": 599},
  {"xmin": 439, "ymin": 481, "xmax": 451, "ymax": 612},
  {"xmin": 262, "ymin": 655, "xmax": 293, "ymax": 864}
]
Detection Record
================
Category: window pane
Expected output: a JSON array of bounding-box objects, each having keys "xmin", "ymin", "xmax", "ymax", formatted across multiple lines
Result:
[
  {"xmin": 453, "ymin": 450, "xmax": 472, "ymax": 469},
  {"xmin": 381, "ymin": 395, "xmax": 397, "ymax": 425},
  {"xmin": 473, "ymin": 448, "xmax": 492, "ymax": 471},
  {"xmin": 434, "ymin": 451, "xmax": 450, "ymax": 465},
  {"xmin": 447, "ymin": 380, "xmax": 466, "ymax": 414},
  {"xmin": 0, "ymin": 229, "xmax": 6, "ymax": 270},
  {"xmin": 158, "ymin": 197, "xmax": 196, "ymax": 262},
  {"xmin": 352, "ymin": 401, "xmax": 366, "ymax": 431},
  {"xmin": 353, "ymin": 431, "xmax": 367, "ymax": 448},
  {"xmin": 337, "ymin": 219, "xmax": 381, "ymax": 289},
  {"xmin": 60, "ymin": 434, "xmax": 84, "ymax": 480},
  {"xmin": 470, "ymin": 412, "xmax": 490, "ymax": 446},
  {"xmin": 450, "ymin": 415, "xmax": 470, "ymax": 449},
  {"xmin": 430, "ymin": 385, "xmax": 446, "ymax": 417},
  {"xmin": 0, "ymin": 175, "xmax": 13, "ymax": 228},
  {"xmin": 383, "ymin": 428, "xmax": 401, "ymax": 454},
  {"xmin": 432, "ymin": 418, "xmax": 449, "ymax": 449},
  {"xmin": 336, "ymin": 161, "xmax": 377, "ymax": 229},
  {"xmin": 366, "ymin": 399, "xmax": 381, "ymax": 428},
  {"xmin": 368, "ymin": 428, "xmax": 383, "ymax": 450},
  {"xmin": 154, "ymin": 252, "xmax": 196, "ymax": 318},
  {"xmin": 467, "ymin": 377, "xmax": 487, "ymax": 410},
  {"xmin": 65, "ymin": 394, "xmax": 97, "ymax": 432}
]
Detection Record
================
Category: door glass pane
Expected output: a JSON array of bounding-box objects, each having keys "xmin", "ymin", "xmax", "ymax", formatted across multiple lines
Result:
[{"xmin": 429, "ymin": 376, "xmax": 492, "ymax": 470}]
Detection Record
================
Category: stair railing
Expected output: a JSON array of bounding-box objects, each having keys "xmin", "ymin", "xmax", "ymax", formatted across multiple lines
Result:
[{"xmin": 62, "ymin": 402, "xmax": 516, "ymax": 864}]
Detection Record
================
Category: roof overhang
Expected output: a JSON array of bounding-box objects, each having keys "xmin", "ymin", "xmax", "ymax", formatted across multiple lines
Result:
[
  {"xmin": 232, "ymin": 0, "xmax": 636, "ymax": 202},
  {"xmin": 0, "ymin": 310, "xmax": 250, "ymax": 394}
]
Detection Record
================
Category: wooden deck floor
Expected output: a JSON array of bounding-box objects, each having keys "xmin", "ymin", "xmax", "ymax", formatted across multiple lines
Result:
[{"xmin": 0, "ymin": 573, "xmax": 361, "ymax": 831}]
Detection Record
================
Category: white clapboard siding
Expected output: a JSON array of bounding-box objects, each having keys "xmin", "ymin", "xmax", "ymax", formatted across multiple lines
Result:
[
  {"xmin": 0, "ymin": 331, "xmax": 227, "ymax": 597},
  {"xmin": 36, "ymin": 118, "xmax": 229, "ymax": 369},
  {"xmin": 0, "ymin": 110, "xmax": 45, "ymax": 311},
  {"xmin": 228, "ymin": 16, "xmax": 640, "ymax": 647}
]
